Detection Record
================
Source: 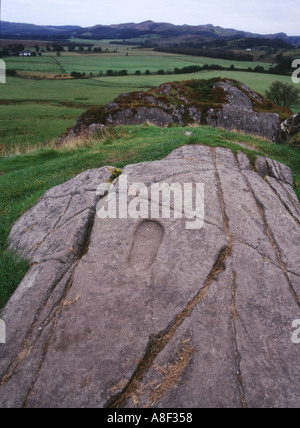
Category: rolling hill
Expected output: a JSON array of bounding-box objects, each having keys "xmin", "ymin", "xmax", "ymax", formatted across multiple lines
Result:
[{"xmin": 1, "ymin": 20, "xmax": 300, "ymax": 45}]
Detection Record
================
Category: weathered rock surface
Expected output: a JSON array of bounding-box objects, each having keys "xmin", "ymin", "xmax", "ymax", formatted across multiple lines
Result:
[
  {"xmin": 206, "ymin": 81, "xmax": 281, "ymax": 142},
  {"xmin": 62, "ymin": 78, "xmax": 289, "ymax": 143},
  {"xmin": 1, "ymin": 146, "xmax": 300, "ymax": 408}
]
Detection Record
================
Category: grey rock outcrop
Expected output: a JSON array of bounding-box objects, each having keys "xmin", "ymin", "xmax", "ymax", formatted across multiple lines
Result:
[
  {"xmin": 107, "ymin": 106, "xmax": 175, "ymax": 127},
  {"xmin": 62, "ymin": 79, "xmax": 287, "ymax": 143},
  {"xmin": 0, "ymin": 146, "xmax": 300, "ymax": 408},
  {"xmin": 206, "ymin": 81, "xmax": 281, "ymax": 142},
  {"xmin": 255, "ymin": 155, "xmax": 293, "ymax": 185}
]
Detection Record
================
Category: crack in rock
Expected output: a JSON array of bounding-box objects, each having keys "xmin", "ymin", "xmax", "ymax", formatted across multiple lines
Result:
[
  {"xmin": 106, "ymin": 244, "xmax": 232, "ymax": 408},
  {"xmin": 230, "ymin": 271, "xmax": 247, "ymax": 409},
  {"xmin": 236, "ymin": 163, "xmax": 300, "ymax": 309}
]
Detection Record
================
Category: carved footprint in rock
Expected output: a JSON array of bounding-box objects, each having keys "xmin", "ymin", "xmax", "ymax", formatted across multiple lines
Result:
[{"xmin": 129, "ymin": 220, "xmax": 164, "ymax": 271}]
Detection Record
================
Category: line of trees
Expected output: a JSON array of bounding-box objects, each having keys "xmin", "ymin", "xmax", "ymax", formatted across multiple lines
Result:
[
  {"xmin": 154, "ymin": 46, "xmax": 255, "ymax": 62},
  {"xmin": 0, "ymin": 44, "xmax": 26, "ymax": 57},
  {"xmin": 69, "ymin": 60, "xmax": 296, "ymax": 80},
  {"xmin": 50, "ymin": 43, "xmax": 104, "ymax": 53}
]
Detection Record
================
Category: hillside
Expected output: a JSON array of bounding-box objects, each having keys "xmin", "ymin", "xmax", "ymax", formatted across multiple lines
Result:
[
  {"xmin": 2, "ymin": 20, "xmax": 300, "ymax": 45},
  {"xmin": 0, "ymin": 21, "xmax": 81, "ymax": 38}
]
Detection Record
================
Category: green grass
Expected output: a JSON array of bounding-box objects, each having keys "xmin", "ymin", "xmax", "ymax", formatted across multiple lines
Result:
[
  {"xmin": 0, "ymin": 76, "xmax": 148, "ymax": 150},
  {"xmin": 4, "ymin": 50, "xmax": 272, "ymax": 76},
  {"xmin": 5, "ymin": 56, "xmax": 62, "ymax": 74},
  {"xmin": 57, "ymin": 51, "xmax": 272, "ymax": 75},
  {"xmin": 0, "ymin": 104, "xmax": 84, "ymax": 151},
  {"xmin": 0, "ymin": 124, "xmax": 299, "ymax": 309},
  {"xmin": 0, "ymin": 76, "xmax": 139, "ymax": 104}
]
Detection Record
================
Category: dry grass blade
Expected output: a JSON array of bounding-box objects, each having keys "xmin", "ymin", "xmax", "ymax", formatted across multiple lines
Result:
[{"xmin": 149, "ymin": 341, "xmax": 196, "ymax": 405}]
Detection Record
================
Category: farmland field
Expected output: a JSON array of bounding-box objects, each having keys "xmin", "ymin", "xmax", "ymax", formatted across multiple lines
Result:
[
  {"xmin": 5, "ymin": 48, "xmax": 272, "ymax": 76},
  {"xmin": 5, "ymin": 55, "xmax": 62, "ymax": 74},
  {"xmin": 58, "ymin": 50, "xmax": 272, "ymax": 75},
  {"xmin": 1, "ymin": 47, "xmax": 299, "ymax": 153}
]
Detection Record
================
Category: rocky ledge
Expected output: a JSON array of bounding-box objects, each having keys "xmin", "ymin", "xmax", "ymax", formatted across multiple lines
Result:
[
  {"xmin": 62, "ymin": 78, "xmax": 293, "ymax": 143},
  {"xmin": 0, "ymin": 146, "xmax": 300, "ymax": 408}
]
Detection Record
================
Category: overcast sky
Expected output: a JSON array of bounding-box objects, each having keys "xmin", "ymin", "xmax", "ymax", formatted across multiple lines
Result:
[{"xmin": 2, "ymin": 0, "xmax": 299, "ymax": 36}]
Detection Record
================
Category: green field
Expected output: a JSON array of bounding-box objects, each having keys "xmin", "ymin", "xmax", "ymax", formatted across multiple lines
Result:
[
  {"xmin": 58, "ymin": 51, "xmax": 272, "ymax": 75},
  {"xmin": 0, "ymin": 104, "xmax": 84, "ymax": 152},
  {"xmin": 5, "ymin": 49, "xmax": 272, "ymax": 76},
  {"xmin": 5, "ymin": 55, "xmax": 62, "ymax": 74}
]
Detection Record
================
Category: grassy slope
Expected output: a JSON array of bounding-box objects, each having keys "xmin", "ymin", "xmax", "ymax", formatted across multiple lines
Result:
[{"xmin": 0, "ymin": 124, "xmax": 299, "ymax": 309}]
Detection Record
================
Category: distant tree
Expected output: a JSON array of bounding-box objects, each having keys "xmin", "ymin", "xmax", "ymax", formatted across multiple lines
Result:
[
  {"xmin": 52, "ymin": 43, "xmax": 64, "ymax": 52},
  {"xmin": 6, "ymin": 44, "xmax": 25, "ymax": 56},
  {"xmin": 135, "ymin": 70, "xmax": 141, "ymax": 75},
  {"xmin": 254, "ymin": 66, "xmax": 265, "ymax": 73},
  {"xmin": 6, "ymin": 69, "xmax": 18, "ymax": 77},
  {"xmin": 265, "ymin": 81, "xmax": 300, "ymax": 108},
  {"xmin": 71, "ymin": 71, "xmax": 86, "ymax": 79},
  {"xmin": 145, "ymin": 70, "xmax": 150, "ymax": 75},
  {"xmin": 273, "ymin": 54, "xmax": 294, "ymax": 74},
  {"xmin": 118, "ymin": 70, "xmax": 128, "ymax": 76}
]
